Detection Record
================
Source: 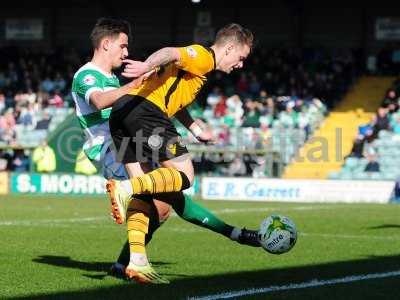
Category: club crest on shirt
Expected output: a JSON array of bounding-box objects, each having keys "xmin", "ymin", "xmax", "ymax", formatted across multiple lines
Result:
[
  {"xmin": 186, "ymin": 47, "xmax": 197, "ymax": 58},
  {"xmin": 83, "ymin": 74, "xmax": 96, "ymax": 86},
  {"xmin": 166, "ymin": 143, "xmax": 177, "ymax": 155}
]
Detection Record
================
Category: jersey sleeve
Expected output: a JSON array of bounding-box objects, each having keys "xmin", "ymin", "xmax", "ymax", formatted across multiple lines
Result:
[
  {"xmin": 176, "ymin": 44, "xmax": 215, "ymax": 76},
  {"xmin": 72, "ymin": 70, "xmax": 103, "ymax": 105}
]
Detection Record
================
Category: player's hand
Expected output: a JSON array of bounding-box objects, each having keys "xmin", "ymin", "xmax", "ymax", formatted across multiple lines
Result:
[
  {"xmin": 126, "ymin": 70, "xmax": 155, "ymax": 89},
  {"xmin": 196, "ymin": 129, "xmax": 216, "ymax": 145},
  {"xmin": 122, "ymin": 59, "xmax": 151, "ymax": 78}
]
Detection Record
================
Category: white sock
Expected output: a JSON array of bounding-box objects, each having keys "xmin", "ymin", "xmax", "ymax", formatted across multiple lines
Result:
[
  {"xmin": 121, "ymin": 180, "xmax": 133, "ymax": 195},
  {"xmin": 230, "ymin": 227, "xmax": 242, "ymax": 241},
  {"xmin": 130, "ymin": 253, "xmax": 149, "ymax": 266}
]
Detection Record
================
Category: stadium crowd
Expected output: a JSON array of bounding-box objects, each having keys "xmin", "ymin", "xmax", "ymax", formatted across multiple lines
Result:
[
  {"xmin": 187, "ymin": 47, "xmax": 359, "ymax": 176},
  {"xmin": 0, "ymin": 46, "xmax": 361, "ymax": 174},
  {"xmin": 347, "ymin": 79, "xmax": 400, "ymax": 174},
  {"xmin": 0, "ymin": 47, "xmax": 81, "ymax": 171}
]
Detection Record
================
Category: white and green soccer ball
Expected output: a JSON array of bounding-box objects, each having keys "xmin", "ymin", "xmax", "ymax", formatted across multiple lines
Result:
[{"xmin": 258, "ymin": 214, "xmax": 297, "ymax": 254}]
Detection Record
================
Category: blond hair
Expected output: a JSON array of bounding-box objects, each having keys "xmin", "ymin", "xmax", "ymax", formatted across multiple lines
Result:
[{"xmin": 215, "ymin": 23, "xmax": 253, "ymax": 49}]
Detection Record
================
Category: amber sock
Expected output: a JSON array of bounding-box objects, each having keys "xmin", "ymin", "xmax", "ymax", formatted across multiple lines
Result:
[{"xmin": 130, "ymin": 167, "xmax": 190, "ymax": 195}]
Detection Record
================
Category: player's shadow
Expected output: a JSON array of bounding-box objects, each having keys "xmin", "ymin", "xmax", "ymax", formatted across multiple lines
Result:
[
  {"xmin": 367, "ymin": 224, "xmax": 400, "ymax": 230},
  {"xmin": 32, "ymin": 255, "xmax": 173, "ymax": 275},
  {"xmin": 22, "ymin": 253, "xmax": 400, "ymax": 300}
]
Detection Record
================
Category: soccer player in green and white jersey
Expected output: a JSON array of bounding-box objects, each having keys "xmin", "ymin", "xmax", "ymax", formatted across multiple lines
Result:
[
  {"xmin": 72, "ymin": 18, "xmax": 260, "ymax": 284},
  {"xmin": 71, "ymin": 18, "xmax": 172, "ymax": 277}
]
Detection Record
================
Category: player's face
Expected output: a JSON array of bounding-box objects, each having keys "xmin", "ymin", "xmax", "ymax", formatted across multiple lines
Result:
[
  {"xmin": 109, "ymin": 33, "xmax": 129, "ymax": 68},
  {"xmin": 221, "ymin": 43, "xmax": 250, "ymax": 74}
]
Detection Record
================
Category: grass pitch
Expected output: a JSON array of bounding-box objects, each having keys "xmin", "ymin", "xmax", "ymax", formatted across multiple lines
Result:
[{"xmin": 1, "ymin": 194, "xmax": 400, "ymax": 299}]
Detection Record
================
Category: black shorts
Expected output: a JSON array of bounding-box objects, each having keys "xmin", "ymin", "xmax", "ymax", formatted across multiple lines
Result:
[{"xmin": 109, "ymin": 95, "xmax": 188, "ymax": 164}]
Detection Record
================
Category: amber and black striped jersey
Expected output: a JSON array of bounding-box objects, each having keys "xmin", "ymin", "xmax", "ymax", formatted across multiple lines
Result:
[{"xmin": 128, "ymin": 44, "xmax": 216, "ymax": 117}]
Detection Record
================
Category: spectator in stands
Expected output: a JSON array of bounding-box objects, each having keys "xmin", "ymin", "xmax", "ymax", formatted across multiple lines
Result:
[
  {"xmin": 236, "ymin": 73, "xmax": 249, "ymax": 98},
  {"xmin": 206, "ymin": 86, "xmax": 223, "ymax": 108},
  {"xmin": 0, "ymin": 108, "xmax": 15, "ymax": 129},
  {"xmin": 347, "ymin": 134, "xmax": 365, "ymax": 158},
  {"xmin": 0, "ymin": 128, "xmax": 16, "ymax": 145},
  {"xmin": 48, "ymin": 90, "xmax": 64, "ymax": 107},
  {"xmin": 53, "ymin": 72, "xmax": 67, "ymax": 93},
  {"xmin": 371, "ymin": 107, "xmax": 390, "ymax": 136},
  {"xmin": 248, "ymin": 73, "xmax": 261, "ymax": 97},
  {"xmin": 22, "ymin": 88, "xmax": 37, "ymax": 105},
  {"xmin": 32, "ymin": 140, "xmax": 56, "ymax": 173},
  {"xmin": 217, "ymin": 124, "xmax": 230, "ymax": 146},
  {"xmin": 35, "ymin": 111, "xmax": 51, "ymax": 130},
  {"xmin": 382, "ymin": 89, "xmax": 399, "ymax": 115},
  {"xmin": 40, "ymin": 76, "xmax": 55, "ymax": 93},
  {"xmin": 252, "ymin": 156, "xmax": 268, "ymax": 178},
  {"xmin": 4, "ymin": 91, "xmax": 15, "ymax": 109},
  {"xmin": 0, "ymin": 149, "xmax": 11, "ymax": 171},
  {"xmin": 213, "ymin": 95, "xmax": 227, "ymax": 117},
  {"xmin": 242, "ymin": 100, "xmax": 261, "ymax": 128},
  {"xmin": 10, "ymin": 149, "xmax": 30, "ymax": 172},
  {"xmin": 279, "ymin": 102, "xmax": 297, "ymax": 128},
  {"xmin": 225, "ymin": 94, "xmax": 244, "ymax": 127},
  {"xmin": 224, "ymin": 156, "xmax": 247, "ymax": 177},
  {"xmin": 364, "ymin": 151, "xmax": 380, "ymax": 173},
  {"xmin": 17, "ymin": 104, "xmax": 36, "ymax": 128}
]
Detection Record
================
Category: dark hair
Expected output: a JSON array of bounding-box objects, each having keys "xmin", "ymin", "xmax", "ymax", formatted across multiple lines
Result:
[
  {"xmin": 90, "ymin": 18, "xmax": 131, "ymax": 49},
  {"xmin": 215, "ymin": 23, "xmax": 253, "ymax": 49}
]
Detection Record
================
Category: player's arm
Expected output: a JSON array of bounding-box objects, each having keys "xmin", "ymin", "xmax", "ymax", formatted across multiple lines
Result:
[
  {"xmin": 175, "ymin": 108, "xmax": 215, "ymax": 144},
  {"xmin": 122, "ymin": 44, "xmax": 214, "ymax": 78},
  {"xmin": 122, "ymin": 48, "xmax": 181, "ymax": 78},
  {"xmin": 90, "ymin": 76, "xmax": 145, "ymax": 110}
]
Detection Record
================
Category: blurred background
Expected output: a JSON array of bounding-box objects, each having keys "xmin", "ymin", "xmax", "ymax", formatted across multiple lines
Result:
[{"xmin": 0, "ymin": 0, "xmax": 399, "ymax": 202}]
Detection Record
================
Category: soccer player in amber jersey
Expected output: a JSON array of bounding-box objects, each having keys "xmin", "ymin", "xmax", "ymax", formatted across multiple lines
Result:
[
  {"xmin": 107, "ymin": 23, "xmax": 256, "ymax": 283},
  {"xmin": 74, "ymin": 19, "xmax": 259, "ymax": 283}
]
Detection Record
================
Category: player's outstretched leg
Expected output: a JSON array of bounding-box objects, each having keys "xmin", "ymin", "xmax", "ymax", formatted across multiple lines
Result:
[{"xmin": 171, "ymin": 193, "xmax": 261, "ymax": 247}]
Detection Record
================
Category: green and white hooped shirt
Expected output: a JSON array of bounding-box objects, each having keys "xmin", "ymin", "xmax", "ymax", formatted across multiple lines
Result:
[{"xmin": 71, "ymin": 62, "xmax": 120, "ymax": 162}]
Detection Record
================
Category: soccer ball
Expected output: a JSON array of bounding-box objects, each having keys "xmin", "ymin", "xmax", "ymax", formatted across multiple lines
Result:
[{"xmin": 258, "ymin": 214, "xmax": 297, "ymax": 254}]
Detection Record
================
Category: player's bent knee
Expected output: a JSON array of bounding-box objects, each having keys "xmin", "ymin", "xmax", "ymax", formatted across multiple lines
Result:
[
  {"xmin": 153, "ymin": 200, "xmax": 171, "ymax": 223},
  {"xmin": 179, "ymin": 170, "xmax": 193, "ymax": 189},
  {"xmin": 186, "ymin": 171, "xmax": 195, "ymax": 186}
]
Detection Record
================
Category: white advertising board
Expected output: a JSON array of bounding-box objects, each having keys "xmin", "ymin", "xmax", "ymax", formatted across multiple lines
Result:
[{"xmin": 202, "ymin": 177, "xmax": 395, "ymax": 203}]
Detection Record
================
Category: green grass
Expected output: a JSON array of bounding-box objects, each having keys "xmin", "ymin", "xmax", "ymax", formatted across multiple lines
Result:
[{"xmin": 1, "ymin": 195, "xmax": 400, "ymax": 299}]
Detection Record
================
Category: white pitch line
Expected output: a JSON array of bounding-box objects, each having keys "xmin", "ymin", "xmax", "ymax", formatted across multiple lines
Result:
[
  {"xmin": 300, "ymin": 232, "xmax": 400, "ymax": 241},
  {"xmin": 0, "ymin": 204, "xmax": 374, "ymax": 227},
  {"xmin": 0, "ymin": 216, "xmax": 108, "ymax": 226},
  {"xmin": 188, "ymin": 270, "xmax": 400, "ymax": 300},
  {"xmin": 0, "ymin": 205, "xmax": 330, "ymax": 227}
]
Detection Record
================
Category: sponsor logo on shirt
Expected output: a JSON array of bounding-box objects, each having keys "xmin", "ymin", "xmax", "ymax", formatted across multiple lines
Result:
[
  {"xmin": 186, "ymin": 47, "xmax": 197, "ymax": 58},
  {"xmin": 83, "ymin": 74, "xmax": 96, "ymax": 86}
]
